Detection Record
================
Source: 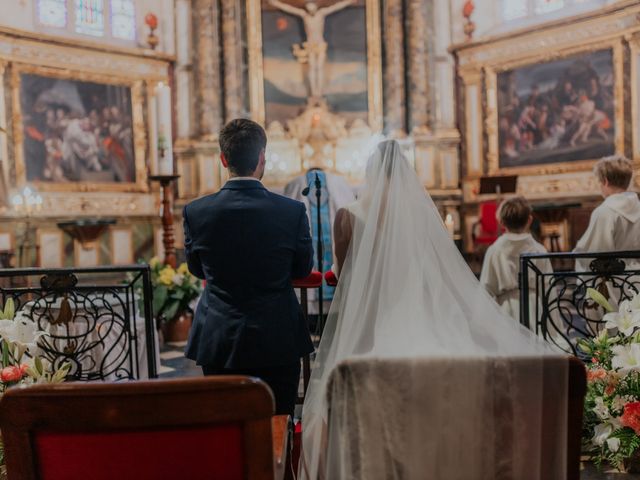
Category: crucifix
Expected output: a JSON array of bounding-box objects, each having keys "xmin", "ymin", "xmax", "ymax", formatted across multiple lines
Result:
[{"xmin": 268, "ymin": 0, "xmax": 355, "ymax": 102}]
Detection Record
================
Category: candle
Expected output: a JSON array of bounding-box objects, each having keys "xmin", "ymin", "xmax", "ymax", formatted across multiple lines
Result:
[
  {"xmin": 445, "ymin": 213, "xmax": 455, "ymax": 239},
  {"xmin": 156, "ymin": 82, "xmax": 174, "ymax": 175},
  {"xmin": 148, "ymin": 93, "xmax": 159, "ymax": 175}
]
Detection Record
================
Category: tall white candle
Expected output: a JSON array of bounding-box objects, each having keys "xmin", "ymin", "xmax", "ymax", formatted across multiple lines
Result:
[
  {"xmin": 148, "ymin": 93, "xmax": 159, "ymax": 175},
  {"xmin": 156, "ymin": 82, "xmax": 174, "ymax": 175},
  {"xmin": 445, "ymin": 213, "xmax": 455, "ymax": 239}
]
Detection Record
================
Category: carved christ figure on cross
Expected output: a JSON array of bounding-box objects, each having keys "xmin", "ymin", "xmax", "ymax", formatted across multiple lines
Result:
[{"xmin": 268, "ymin": 0, "xmax": 355, "ymax": 100}]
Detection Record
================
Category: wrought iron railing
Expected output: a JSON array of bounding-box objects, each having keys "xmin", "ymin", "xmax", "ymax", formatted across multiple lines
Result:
[
  {"xmin": 0, "ymin": 266, "xmax": 157, "ymax": 380},
  {"xmin": 519, "ymin": 251, "xmax": 640, "ymax": 355}
]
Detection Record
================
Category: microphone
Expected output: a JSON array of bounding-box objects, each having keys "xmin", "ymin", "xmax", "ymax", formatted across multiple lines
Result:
[{"xmin": 302, "ymin": 185, "xmax": 311, "ymax": 196}]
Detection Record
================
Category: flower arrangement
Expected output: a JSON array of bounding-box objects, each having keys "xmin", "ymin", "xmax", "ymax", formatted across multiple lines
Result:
[
  {"xmin": 0, "ymin": 299, "xmax": 70, "ymax": 478},
  {"xmin": 580, "ymin": 288, "xmax": 640, "ymax": 470},
  {"xmin": 149, "ymin": 257, "xmax": 202, "ymax": 323}
]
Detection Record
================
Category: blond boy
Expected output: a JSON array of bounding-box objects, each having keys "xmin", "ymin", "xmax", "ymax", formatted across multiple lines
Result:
[
  {"xmin": 575, "ymin": 156, "xmax": 640, "ymax": 271},
  {"xmin": 480, "ymin": 197, "xmax": 551, "ymax": 322}
]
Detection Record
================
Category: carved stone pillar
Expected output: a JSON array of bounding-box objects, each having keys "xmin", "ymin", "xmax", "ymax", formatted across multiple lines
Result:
[
  {"xmin": 192, "ymin": 0, "xmax": 223, "ymax": 138},
  {"xmin": 406, "ymin": 0, "xmax": 429, "ymax": 133},
  {"xmin": 220, "ymin": 0, "xmax": 245, "ymax": 121},
  {"xmin": 382, "ymin": 0, "xmax": 406, "ymax": 135}
]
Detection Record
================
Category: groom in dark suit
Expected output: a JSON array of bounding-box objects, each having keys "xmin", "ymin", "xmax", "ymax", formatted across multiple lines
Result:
[{"xmin": 183, "ymin": 119, "xmax": 314, "ymax": 416}]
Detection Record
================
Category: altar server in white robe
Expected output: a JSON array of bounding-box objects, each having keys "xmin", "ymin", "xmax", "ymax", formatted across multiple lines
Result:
[
  {"xmin": 574, "ymin": 155, "xmax": 640, "ymax": 271},
  {"xmin": 481, "ymin": 197, "xmax": 552, "ymax": 324}
]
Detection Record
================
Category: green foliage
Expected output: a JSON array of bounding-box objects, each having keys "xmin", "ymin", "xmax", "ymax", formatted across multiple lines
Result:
[{"xmin": 146, "ymin": 258, "xmax": 202, "ymax": 323}]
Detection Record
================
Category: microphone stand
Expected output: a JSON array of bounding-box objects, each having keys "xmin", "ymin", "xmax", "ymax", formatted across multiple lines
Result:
[{"xmin": 312, "ymin": 173, "xmax": 324, "ymax": 336}]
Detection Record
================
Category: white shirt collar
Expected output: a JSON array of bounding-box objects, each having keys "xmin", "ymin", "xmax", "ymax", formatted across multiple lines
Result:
[
  {"xmin": 502, "ymin": 232, "xmax": 532, "ymax": 241},
  {"xmin": 227, "ymin": 176, "xmax": 262, "ymax": 183}
]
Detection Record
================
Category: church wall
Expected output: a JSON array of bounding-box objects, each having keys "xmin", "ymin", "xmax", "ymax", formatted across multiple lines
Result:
[
  {"xmin": 451, "ymin": 0, "xmax": 640, "ymax": 253},
  {"xmin": 0, "ymin": 0, "xmax": 176, "ymax": 54}
]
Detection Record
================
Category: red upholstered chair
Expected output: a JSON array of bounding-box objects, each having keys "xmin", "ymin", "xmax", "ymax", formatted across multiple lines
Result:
[
  {"xmin": 472, "ymin": 201, "xmax": 501, "ymax": 248},
  {"xmin": 0, "ymin": 376, "xmax": 289, "ymax": 480},
  {"xmin": 293, "ymin": 271, "xmax": 323, "ymax": 402}
]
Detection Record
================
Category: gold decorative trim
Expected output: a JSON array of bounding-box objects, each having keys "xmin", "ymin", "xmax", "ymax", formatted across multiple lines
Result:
[
  {"xmin": 485, "ymin": 39, "xmax": 625, "ymax": 176},
  {"xmin": 247, "ymin": 0, "xmax": 383, "ymax": 131},
  {"xmin": 0, "ymin": 25, "xmax": 175, "ymax": 63},
  {"xmin": 11, "ymin": 63, "xmax": 149, "ymax": 193}
]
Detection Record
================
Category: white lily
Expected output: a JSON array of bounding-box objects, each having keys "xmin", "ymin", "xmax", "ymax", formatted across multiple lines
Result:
[
  {"xmin": 172, "ymin": 273, "xmax": 185, "ymax": 286},
  {"xmin": 612, "ymin": 343, "xmax": 640, "ymax": 373},
  {"xmin": 592, "ymin": 417, "xmax": 622, "ymax": 446},
  {"xmin": 593, "ymin": 423, "xmax": 614, "ymax": 446},
  {"xmin": 631, "ymin": 291, "xmax": 640, "ymax": 311},
  {"xmin": 604, "ymin": 300, "xmax": 640, "ymax": 336},
  {"xmin": 0, "ymin": 316, "xmax": 47, "ymax": 361},
  {"xmin": 593, "ymin": 397, "xmax": 610, "ymax": 421},
  {"xmin": 607, "ymin": 437, "xmax": 620, "ymax": 453}
]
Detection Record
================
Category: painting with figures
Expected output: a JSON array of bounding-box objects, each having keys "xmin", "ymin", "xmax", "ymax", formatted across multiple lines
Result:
[
  {"xmin": 261, "ymin": 0, "xmax": 368, "ymax": 126},
  {"xmin": 497, "ymin": 49, "xmax": 615, "ymax": 169},
  {"xmin": 20, "ymin": 73, "xmax": 135, "ymax": 184}
]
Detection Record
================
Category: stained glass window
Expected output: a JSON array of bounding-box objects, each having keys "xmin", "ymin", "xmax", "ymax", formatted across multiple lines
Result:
[
  {"xmin": 111, "ymin": 0, "xmax": 136, "ymax": 41},
  {"xmin": 502, "ymin": 0, "xmax": 528, "ymax": 21},
  {"xmin": 75, "ymin": 0, "xmax": 105, "ymax": 37},
  {"xmin": 534, "ymin": 0, "xmax": 565, "ymax": 15},
  {"xmin": 38, "ymin": 0, "xmax": 68, "ymax": 28}
]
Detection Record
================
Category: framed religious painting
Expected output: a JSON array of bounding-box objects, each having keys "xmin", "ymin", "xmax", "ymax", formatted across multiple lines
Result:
[
  {"xmin": 10, "ymin": 63, "xmax": 147, "ymax": 192},
  {"xmin": 486, "ymin": 40, "xmax": 624, "ymax": 176},
  {"xmin": 247, "ymin": 0, "xmax": 383, "ymax": 132}
]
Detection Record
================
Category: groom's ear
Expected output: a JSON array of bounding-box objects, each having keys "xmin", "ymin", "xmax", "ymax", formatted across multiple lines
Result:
[{"xmin": 220, "ymin": 153, "xmax": 229, "ymax": 169}]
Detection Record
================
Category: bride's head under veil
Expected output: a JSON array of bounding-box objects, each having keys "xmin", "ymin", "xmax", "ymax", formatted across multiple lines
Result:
[{"xmin": 299, "ymin": 140, "xmax": 569, "ymax": 480}]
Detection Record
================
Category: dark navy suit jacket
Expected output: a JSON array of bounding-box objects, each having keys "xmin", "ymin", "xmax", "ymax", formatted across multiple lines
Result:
[{"xmin": 183, "ymin": 179, "xmax": 315, "ymax": 368}]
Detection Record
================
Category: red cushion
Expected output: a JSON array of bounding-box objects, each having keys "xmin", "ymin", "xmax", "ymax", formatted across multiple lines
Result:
[
  {"xmin": 292, "ymin": 271, "xmax": 323, "ymax": 289},
  {"xmin": 324, "ymin": 271, "xmax": 338, "ymax": 287},
  {"xmin": 35, "ymin": 424, "xmax": 244, "ymax": 480}
]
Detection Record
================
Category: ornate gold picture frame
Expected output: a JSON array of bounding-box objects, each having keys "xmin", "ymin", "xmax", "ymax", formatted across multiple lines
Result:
[
  {"xmin": 485, "ymin": 39, "xmax": 624, "ymax": 176},
  {"xmin": 246, "ymin": 0, "xmax": 383, "ymax": 132},
  {"xmin": 10, "ymin": 62, "xmax": 148, "ymax": 193}
]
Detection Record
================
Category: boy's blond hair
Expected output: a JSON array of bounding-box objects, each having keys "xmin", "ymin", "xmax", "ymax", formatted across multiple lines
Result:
[
  {"xmin": 593, "ymin": 155, "xmax": 633, "ymax": 190},
  {"xmin": 498, "ymin": 196, "xmax": 532, "ymax": 233}
]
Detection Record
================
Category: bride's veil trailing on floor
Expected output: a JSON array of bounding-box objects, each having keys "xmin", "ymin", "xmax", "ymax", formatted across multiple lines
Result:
[{"xmin": 299, "ymin": 140, "xmax": 569, "ymax": 479}]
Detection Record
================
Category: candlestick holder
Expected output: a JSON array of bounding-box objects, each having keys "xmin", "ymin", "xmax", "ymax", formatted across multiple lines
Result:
[{"xmin": 149, "ymin": 174, "xmax": 180, "ymax": 268}]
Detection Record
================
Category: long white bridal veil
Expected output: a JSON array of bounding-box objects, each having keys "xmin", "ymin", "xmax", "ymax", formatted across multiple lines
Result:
[{"xmin": 299, "ymin": 140, "xmax": 569, "ymax": 479}]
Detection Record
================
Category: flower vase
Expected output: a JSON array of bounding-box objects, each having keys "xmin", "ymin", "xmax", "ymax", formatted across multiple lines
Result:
[{"xmin": 161, "ymin": 311, "xmax": 193, "ymax": 343}]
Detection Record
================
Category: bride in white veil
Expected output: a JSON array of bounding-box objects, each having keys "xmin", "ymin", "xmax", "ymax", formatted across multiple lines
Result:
[{"xmin": 299, "ymin": 140, "xmax": 570, "ymax": 479}]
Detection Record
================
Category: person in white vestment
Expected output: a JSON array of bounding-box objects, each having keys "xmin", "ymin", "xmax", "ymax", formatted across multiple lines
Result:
[
  {"xmin": 299, "ymin": 140, "xmax": 569, "ymax": 480},
  {"xmin": 574, "ymin": 155, "xmax": 640, "ymax": 272},
  {"xmin": 284, "ymin": 170, "xmax": 356, "ymax": 312},
  {"xmin": 480, "ymin": 197, "xmax": 551, "ymax": 322}
]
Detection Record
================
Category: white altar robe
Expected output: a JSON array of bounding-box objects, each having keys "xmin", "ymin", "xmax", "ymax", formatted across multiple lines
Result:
[
  {"xmin": 574, "ymin": 192, "xmax": 640, "ymax": 271},
  {"xmin": 284, "ymin": 171, "xmax": 356, "ymax": 313},
  {"xmin": 480, "ymin": 232, "xmax": 551, "ymax": 323},
  {"xmin": 284, "ymin": 171, "xmax": 357, "ymax": 232}
]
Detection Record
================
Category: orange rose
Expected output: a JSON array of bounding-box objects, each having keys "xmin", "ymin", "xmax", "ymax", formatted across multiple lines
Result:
[
  {"xmin": 0, "ymin": 366, "xmax": 24, "ymax": 383},
  {"xmin": 588, "ymin": 368, "xmax": 607, "ymax": 383}
]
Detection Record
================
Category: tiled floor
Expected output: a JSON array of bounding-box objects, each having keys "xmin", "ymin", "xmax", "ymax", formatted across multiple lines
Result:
[
  {"xmin": 158, "ymin": 342, "xmax": 640, "ymax": 479},
  {"xmin": 159, "ymin": 341, "xmax": 201, "ymax": 378}
]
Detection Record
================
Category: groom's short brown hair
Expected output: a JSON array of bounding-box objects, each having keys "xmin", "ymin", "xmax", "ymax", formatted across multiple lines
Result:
[
  {"xmin": 499, "ymin": 196, "xmax": 532, "ymax": 232},
  {"xmin": 219, "ymin": 119, "xmax": 267, "ymax": 176}
]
